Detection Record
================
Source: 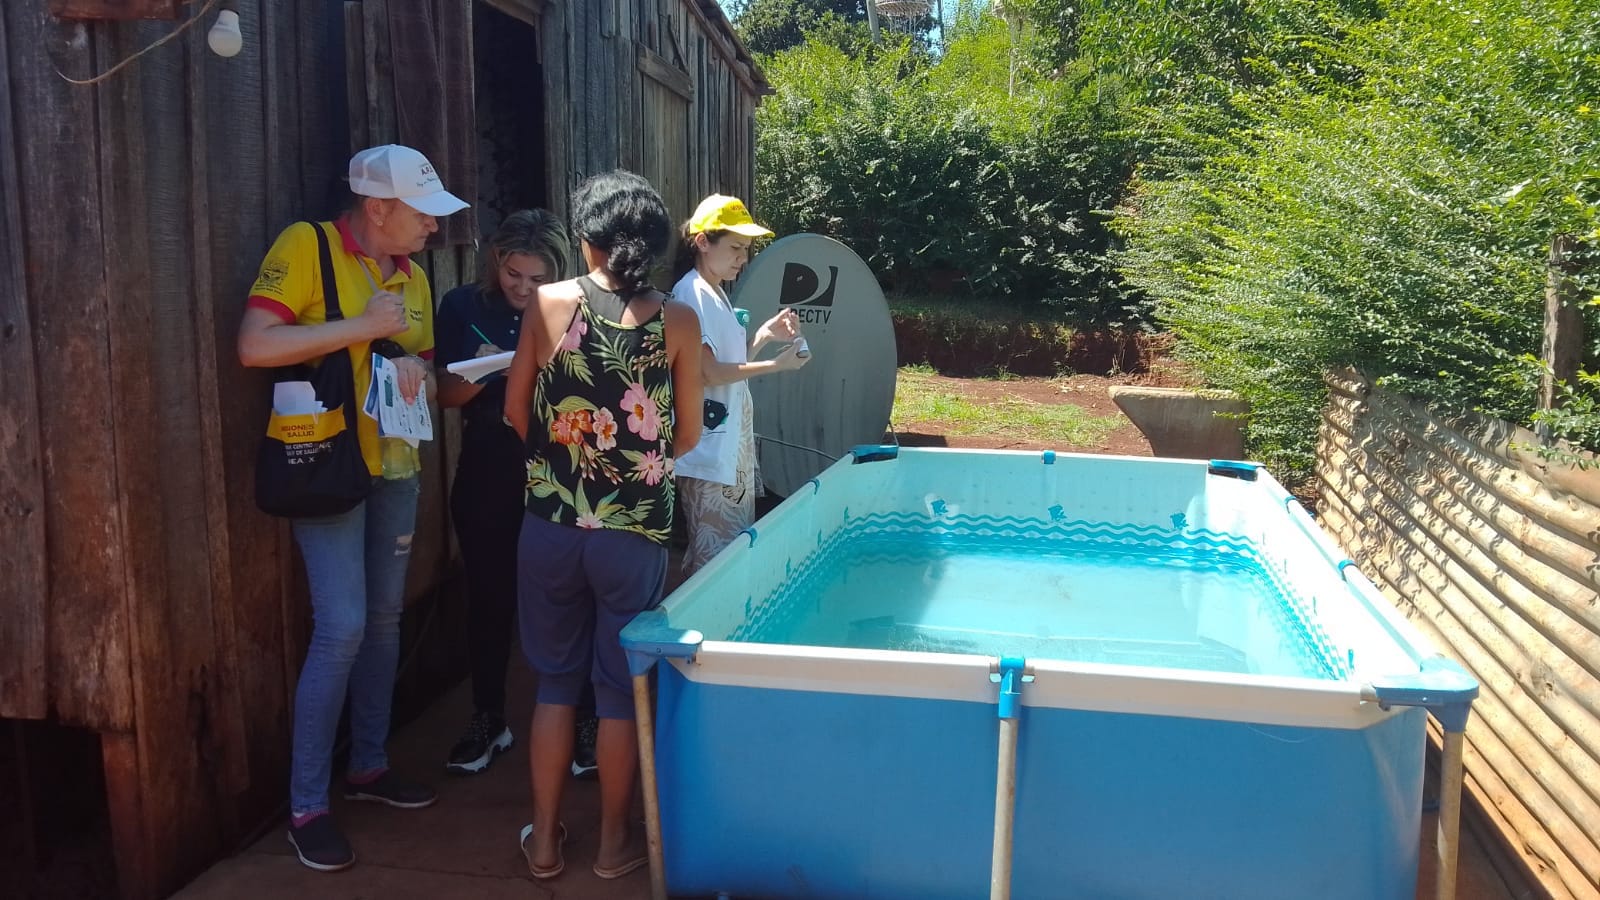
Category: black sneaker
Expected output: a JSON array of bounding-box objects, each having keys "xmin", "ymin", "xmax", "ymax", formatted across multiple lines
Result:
[
  {"xmin": 287, "ymin": 814, "xmax": 354, "ymax": 872},
  {"xmin": 571, "ymin": 715, "xmax": 599, "ymax": 779},
  {"xmin": 446, "ymin": 712, "xmax": 514, "ymax": 775},
  {"xmin": 342, "ymin": 771, "xmax": 437, "ymax": 809}
]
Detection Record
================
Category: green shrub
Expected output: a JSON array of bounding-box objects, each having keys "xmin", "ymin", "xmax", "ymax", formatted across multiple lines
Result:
[
  {"xmin": 1103, "ymin": 0, "xmax": 1600, "ymax": 478},
  {"xmin": 754, "ymin": 18, "xmax": 1145, "ymax": 328}
]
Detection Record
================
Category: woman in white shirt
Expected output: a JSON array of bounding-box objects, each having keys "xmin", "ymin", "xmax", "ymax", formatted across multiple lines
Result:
[{"xmin": 670, "ymin": 195, "xmax": 809, "ymax": 574}]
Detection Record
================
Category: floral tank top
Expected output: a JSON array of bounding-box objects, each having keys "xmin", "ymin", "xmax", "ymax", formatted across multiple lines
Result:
[{"xmin": 524, "ymin": 276, "xmax": 676, "ymax": 543}]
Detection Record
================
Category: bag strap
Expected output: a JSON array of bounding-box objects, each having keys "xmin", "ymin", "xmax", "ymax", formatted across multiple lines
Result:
[
  {"xmin": 306, "ymin": 222, "xmax": 362, "ymax": 436},
  {"xmin": 309, "ymin": 222, "xmax": 345, "ymax": 321}
]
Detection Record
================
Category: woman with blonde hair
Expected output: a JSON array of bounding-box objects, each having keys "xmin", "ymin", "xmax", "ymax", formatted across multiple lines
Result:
[{"xmin": 437, "ymin": 209, "xmax": 601, "ymax": 776}]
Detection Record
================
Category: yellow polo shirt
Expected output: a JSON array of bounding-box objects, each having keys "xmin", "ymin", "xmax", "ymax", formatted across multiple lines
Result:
[{"xmin": 247, "ymin": 218, "xmax": 435, "ymax": 476}]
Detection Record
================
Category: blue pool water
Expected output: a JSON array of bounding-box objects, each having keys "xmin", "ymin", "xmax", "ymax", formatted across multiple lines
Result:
[{"xmin": 742, "ymin": 530, "xmax": 1341, "ymax": 679}]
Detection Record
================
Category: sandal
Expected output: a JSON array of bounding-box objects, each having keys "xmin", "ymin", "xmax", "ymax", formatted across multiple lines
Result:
[
  {"xmin": 593, "ymin": 851, "xmax": 650, "ymax": 880},
  {"xmin": 518, "ymin": 823, "xmax": 568, "ymax": 880}
]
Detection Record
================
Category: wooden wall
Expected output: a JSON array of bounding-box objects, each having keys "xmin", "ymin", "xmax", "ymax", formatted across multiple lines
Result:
[
  {"xmin": 0, "ymin": 2, "xmax": 458, "ymax": 897},
  {"xmin": 539, "ymin": 0, "xmax": 765, "ymax": 228},
  {"xmin": 1317, "ymin": 368, "xmax": 1600, "ymax": 900},
  {"xmin": 0, "ymin": 1, "xmax": 764, "ymax": 896}
]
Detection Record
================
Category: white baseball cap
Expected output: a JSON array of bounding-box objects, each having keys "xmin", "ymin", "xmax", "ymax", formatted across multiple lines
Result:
[{"xmin": 348, "ymin": 144, "xmax": 469, "ymax": 217}]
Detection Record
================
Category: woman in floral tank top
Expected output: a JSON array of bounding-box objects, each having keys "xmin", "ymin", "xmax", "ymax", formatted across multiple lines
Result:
[{"xmin": 503, "ymin": 171, "xmax": 702, "ymax": 882}]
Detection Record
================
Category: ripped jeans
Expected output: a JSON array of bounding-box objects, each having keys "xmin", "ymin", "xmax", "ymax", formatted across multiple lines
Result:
[{"xmin": 288, "ymin": 475, "xmax": 419, "ymax": 817}]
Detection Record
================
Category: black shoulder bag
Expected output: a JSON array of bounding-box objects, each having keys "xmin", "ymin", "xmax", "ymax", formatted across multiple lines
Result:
[{"xmin": 253, "ymin": 223, "xmax": 373, "ymax": 518}]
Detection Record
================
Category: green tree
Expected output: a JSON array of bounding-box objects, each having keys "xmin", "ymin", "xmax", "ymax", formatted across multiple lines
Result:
[{"xmin": 1106, "ymin": 0, "xmax": 1600, "ymax": 475}]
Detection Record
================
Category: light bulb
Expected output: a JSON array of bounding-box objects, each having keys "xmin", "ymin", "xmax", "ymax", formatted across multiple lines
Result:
[{"xmin": 207, "ymin": 9, "xmax": 243, "ymax": 58}]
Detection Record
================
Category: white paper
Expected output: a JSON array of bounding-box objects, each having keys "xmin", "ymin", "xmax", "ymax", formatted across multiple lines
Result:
[
  {"xmin": 445, "ymin": 350, "xmax": 516, "ymax": 384},
  {"xmin": 273, "ymin": 381, "xmax": 324, "ymax": 415},
  {"xmin": 362, "ymin": 354, "xmax": 434, "ymax": 442}
]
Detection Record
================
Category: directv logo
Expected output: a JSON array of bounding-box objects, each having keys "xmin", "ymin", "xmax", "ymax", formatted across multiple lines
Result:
[{"xmin": 777, "ymin": 262, "xmax": 838, "ymax": 325}]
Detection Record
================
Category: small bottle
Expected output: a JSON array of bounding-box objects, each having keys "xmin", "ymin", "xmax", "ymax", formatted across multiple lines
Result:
[
  {"xmin": 380, "ymin": 437, "xmax": 420, "ymax": 480},
  {"xmin": 792, "ymin": 336, "xmax": 811, "ymax": 359}
]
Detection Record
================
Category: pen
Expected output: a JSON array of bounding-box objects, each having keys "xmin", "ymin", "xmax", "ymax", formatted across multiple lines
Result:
[{"xmin": 470, "ymin": 324, "xmax": 494, "ymax": 346}]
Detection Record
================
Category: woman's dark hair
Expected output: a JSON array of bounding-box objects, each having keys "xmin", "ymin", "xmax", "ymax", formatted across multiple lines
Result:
[
  {"xmin": 478, "ymin": 209, "xmax": 572, "ymax": 300},
  {"xmin": 672, "ymin": 222, "xmax": 731, "ymax": 282},
  {"xmin": 571, "ymin": 170, "xmax": 671, "ymax": 296}
]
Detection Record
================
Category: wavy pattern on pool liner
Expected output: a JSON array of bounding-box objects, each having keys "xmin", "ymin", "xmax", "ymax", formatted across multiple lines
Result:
[{"xmin": 728, "ymin": 512, "xmax": 1349, "ymax": 680}]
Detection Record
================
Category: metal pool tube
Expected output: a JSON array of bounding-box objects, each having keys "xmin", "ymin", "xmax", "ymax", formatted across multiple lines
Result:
[
  {"xmin": 626, "ymin": 616, "xmax": 704, "ymax": 900},
  {"xmin": 989, "ymin": 657, "xmax": 1033, "ymax": 900}
]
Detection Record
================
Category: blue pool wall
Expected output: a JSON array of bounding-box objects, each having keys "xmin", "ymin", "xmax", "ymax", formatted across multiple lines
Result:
[{"xmin": 655, "ymin": 664, "xmax": 1426, "ymax": 900}]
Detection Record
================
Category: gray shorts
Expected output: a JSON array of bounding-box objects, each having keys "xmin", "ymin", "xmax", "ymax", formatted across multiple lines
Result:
[{"xmin": 516, "ymin": 513, "xmax": 667, "ymax": 719}]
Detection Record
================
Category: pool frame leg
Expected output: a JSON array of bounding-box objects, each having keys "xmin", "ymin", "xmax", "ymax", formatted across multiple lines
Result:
[
  {"xmin": 991, "ymin": 714, "xmax": 1019, "ymax": 900},
  {"xmin": 1435, "ymin": 729, "xmax": 1464, "ymax": 900},
  {"xmin": 989, "ymin": 657, "xmax": 1031, "ymax": 900},
  {"xmin": 632, "ymin": 673, "xmax": 668, "ymax": 900}
]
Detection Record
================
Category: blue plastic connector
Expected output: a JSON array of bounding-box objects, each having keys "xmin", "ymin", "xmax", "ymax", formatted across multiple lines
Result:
[
  {"xmin": 620, "ymin": 609, "xmax": 705, "ymax": 677},
  {"xmin": 1207, "ymin": 460, "xmax": 1260, "ymax": 481},
  {"xmin": 992, "ymin": 656, "xmax": 1032, "ymax": 720},
  {"xmin": 1366, "ymin": 656, "xmax": 1479, "ymax": 733},
  {"xmin": 1042, "ymin": 450, "xmax": 1056, "ymax": 465},
  {"xmin": 850, "ymin": 444, "xmax": 900, "ymax": 463}
]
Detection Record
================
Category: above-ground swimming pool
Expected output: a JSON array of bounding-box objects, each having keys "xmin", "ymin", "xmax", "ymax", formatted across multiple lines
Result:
[{"xmin": 623, "ymin": 448, "xmax": 1477, "ymax": 900}]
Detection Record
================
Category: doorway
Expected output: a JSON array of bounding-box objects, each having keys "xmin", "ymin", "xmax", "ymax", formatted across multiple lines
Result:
[{"xmin": 473, "ymin": 2, "xmax": 548, "ymax": 237}]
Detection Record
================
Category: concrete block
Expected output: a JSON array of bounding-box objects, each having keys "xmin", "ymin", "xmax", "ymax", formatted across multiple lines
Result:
[{"xmin": 1109, "ymin": 386, "xmax": 1249, "ymax": 460}]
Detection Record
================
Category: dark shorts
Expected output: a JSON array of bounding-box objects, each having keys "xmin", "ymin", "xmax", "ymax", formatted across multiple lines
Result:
[{"xmin": 516, "ymin": 513, "xmax": 667, "ymax": 719}]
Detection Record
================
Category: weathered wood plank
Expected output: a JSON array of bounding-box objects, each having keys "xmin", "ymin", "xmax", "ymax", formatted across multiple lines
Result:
[
  {"xmin": 616, "ymin": 0, "xmax": 639, "ymax": 173},
  {"xmin": 0, "ymin": 0, "xmax": 49, "ymax": 722},
  {"xmin": 437, "ymin": 0, "xmax": 476, "ymax": 241},
  {"xmin": 680, "ymin": 0, "xmax": 758, "ymax": 94},
  {"xmin": 364, "ymin": 0, "xmax": 398, "ymax": 147},
  {"xmin": 185, "ymin": 2, "xmax": 249, "ymax": 806},
  {"xmin": 48, "ymin": 0, "xmax": 177, "ymax": 19},
  {"xmin": 101, "ymin": 733, "xmax": 152, "ymax": 900},
  {"xmin": 6, "ymin": 0, "xmax": 134, "ymax": 733},
  {"xmin": 541, "ymin": 0, "xmax": 571, "ymax": 218},
  {"xmin": 345, "ymin": 1, "xmax": 370, "ymax": 152},
  {"xmin": 204, "ymin": 0, "xmax": 287, "ymax": 823},
  {"xmin": 262, "ymin": 0, "xmax": 311, "ymax": 730},
  {"xmin": 98, "ymin": 17, "xmax": 235, "ymax": 895},
  {"xmin": 637, "ymin": 41, "xmax": 692, "ymax": 101}
]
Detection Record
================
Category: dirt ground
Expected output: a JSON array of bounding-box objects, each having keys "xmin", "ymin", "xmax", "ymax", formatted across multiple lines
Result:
[{"xmin": 892, "ymin": 356, "xmax": 1199, "ymax": 456}]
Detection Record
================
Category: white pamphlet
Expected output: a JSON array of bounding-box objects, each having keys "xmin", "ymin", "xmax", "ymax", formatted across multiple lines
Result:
[
  {"xmin": 445, "ymin": 350, "xmax": 516, "ymax": 384},
  {"xmin": 363, "ymin": 354, "xmax": 434, "ymax": 443}
]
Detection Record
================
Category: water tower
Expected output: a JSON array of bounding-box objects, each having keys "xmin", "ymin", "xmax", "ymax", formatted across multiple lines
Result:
[{"xmin": 870, "ymin": 0, "xmax": 940, "ymax": 43}]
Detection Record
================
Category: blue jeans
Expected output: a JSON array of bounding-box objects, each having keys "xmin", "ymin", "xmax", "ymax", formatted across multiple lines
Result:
[{"xmin": 289, "ymin": 476, "xmax": 419, "ymax": 817}]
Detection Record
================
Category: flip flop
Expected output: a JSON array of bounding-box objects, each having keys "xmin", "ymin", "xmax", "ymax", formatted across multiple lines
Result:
[
  {"xmin": 593, "ymin": 852, "xmax": 650, "ymax": 880},
  {"xmin": 518, "ymin": 823, "xmax": 568, "ymax": 880}
]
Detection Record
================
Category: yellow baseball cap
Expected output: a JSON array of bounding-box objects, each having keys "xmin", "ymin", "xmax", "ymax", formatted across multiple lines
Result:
[{"xmin": 688, "ymin": 194, "xmax": 774, "ymax": 238}]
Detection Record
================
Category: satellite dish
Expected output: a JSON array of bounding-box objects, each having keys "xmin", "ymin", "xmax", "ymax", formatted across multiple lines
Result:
[{"xmin": 730, "ymin": 234, "xmax": 896, "ymax": 497}]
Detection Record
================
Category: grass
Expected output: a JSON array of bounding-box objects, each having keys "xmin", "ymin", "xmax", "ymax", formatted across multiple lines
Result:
[{"xmin": 891, "ymin": 367, "xmax": 1123, "ymax": 446}]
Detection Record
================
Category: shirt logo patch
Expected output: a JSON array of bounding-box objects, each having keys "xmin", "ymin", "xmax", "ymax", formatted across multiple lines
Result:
[{"xmin": 255, "ymin": 257, "xmax": 290, "ymax": 294}]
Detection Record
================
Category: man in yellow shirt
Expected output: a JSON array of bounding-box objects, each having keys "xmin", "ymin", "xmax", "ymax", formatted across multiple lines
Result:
[{"xmin": 238, "ymin": 144, "xmax": 467, "ymax": 872}]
